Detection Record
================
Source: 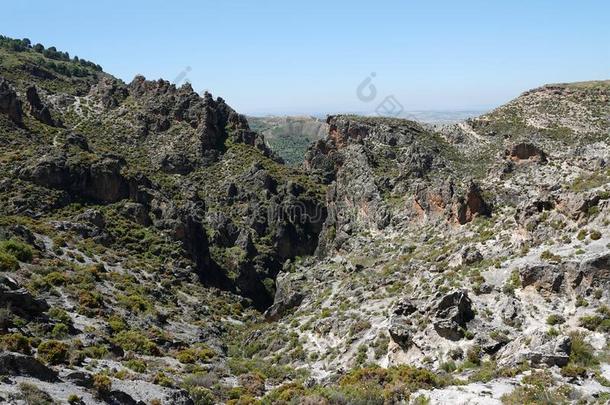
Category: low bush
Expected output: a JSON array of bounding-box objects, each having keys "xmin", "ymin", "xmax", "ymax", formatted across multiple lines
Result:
[
  {"xmin": 18, "ymin": 383, "xmax": 54, "ymax": 405},
  {"xmin": 124, "ymin": 358, "xmax": 147, "ymax": 373},
  {"xmin": 51, "ymin": 323, "xmax": 69, "ymax": 338},
  {"xmin": 501, "ymin": 371, "xmax": 572, "ymax": 404},
  {"xmin": 37, "ymin": 340, "xmax": 69, "ymax": 364},
  {"xmin": 93, "ymin": 373, "xmax": 112, "ymax": 396},
  {"xmin": 1, "ymin": 332, "xmax": 31, "ymax": 354},
  {"xmin": 176, "ymin": 345, "xmax": 215, "ymax": 364},
  {"xmin": 0, "ymin": 239, "xmax": 33, "ymax": 262},
  {"xmin": 579, "ymin": 315, "xmax": 602, "ymax": 331},
  {"xmin": 546, "ymin": 314, "xmax": 565, "ymax": 325},
  {"xmin": 112, "ymin": 330, "xmax": 159, "ymax": 355},
  {"xmin": 568, "ymin": 331, "xmax": 598, "ymax": 368},
  {"xmin": 0, "ymin": 251, "xmax": 19, "ymax": 271}
]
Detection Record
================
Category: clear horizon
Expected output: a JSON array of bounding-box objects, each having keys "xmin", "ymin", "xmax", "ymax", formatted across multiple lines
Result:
[{"xmin": 2, "ymin": 0, "xmax": 609, "ymax": 115}]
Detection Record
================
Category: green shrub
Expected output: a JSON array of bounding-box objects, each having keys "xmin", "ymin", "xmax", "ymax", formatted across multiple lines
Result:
[
  {"xmin": 561, "ymin": 363, "xmax": 586, "ymax": 378},
  {"xmin": 51, "ymin": 323, "xmax": 69, "ymax": 338},
  {"xmin": 37, "ymin": 340, "xmax": 69, "ymax": 364},
  {"xmin": 153, "ymin": 372, "xmax": 174, "ymax": 387},
  {"xmin": 0, "ymin": 239, "xmax": 33, "ymax": 262},
  {"xmin": 117, "ymin": 293, "xmax": 152, "ymax": 313},
  {"xmin": 176, "ymin": 345, "xmax": 215, "ymax": 364},
  {"xmin": 598, "ymin": 319, "xmax": 610, "ymax": 332},
  {"xmin": 569, "ymin": 332, "xmax": 598, "ymax": 368},
  {"xmin": 547, "ymin": 327, "xmax": 560, "ymax": 337},
  {"xmin": 44, "ymin": 271, "xmax": 67, "ymax": 286},
  {"xmin": 78, "ymin": 291, "xmax": 104, "ymax": 309},
  {"xmin": 579, "ymin": 315, "xmax": 602, "ymax": 331},
  {"xmin": 590, "ymin": 230, "xmax": 602, "ymax": 240},
  {"xmin": 576, "ymin": 296, "xmax": 589, "ymax": 307},
  {"xmin": 48, "ymin": 307, "xmax": 72, "ymax": 325},
  {"xmin": 1, "ymin": 332, "xmax": 31, "ymax": 354},
  {"xmin": 68, "ymin": 394, "xmax": 81, "ymax": 405},
  {"xmin": 124, "ymin": 359, "xmax": 147, "ymax": 373},
  {"xmin": 546, "ymin": 314, "xmax": 565, "ymax": 325},
  {"xmin": 112, "ymin": 330, "xmax": 159, "ymax": 355},
  {"xmin": 0, "ymin": 251, "xmax": 19, "ymax": 271},
  {"xmin": 501, "ymin": 371, "xmax": 571, "ymax": 404},
  {"xmin": 189, "ymin": 387, "xmax": 216, "ymax": 405},
  {"xmin": 598, "ymin": 306, "xmax": 610, "ymax": 317},
  {"xmin": 466, "ymin": 345, "xmax": 482, "ymax": 366},
  {"xmin": 440, "ymin": 361, "xmax": 457, "ymax": 373},
  {"xmin": 502, "ymin": 270, "xmax": 521, "ymax": 295},
  {"xmin": 107, "ymin": 315, "xmax": 127, "ymax": 332},
  {"xmin": 68, "ymin": 394, "xmax": 81, "ymax": 404},
  {"xmin": 540, "ymin": 250, "xmax": 561, "ymax": 262},
  {"xmin": 93, "ymin": 373, "xmax": 112, "ymax": 396},
  {"xmin": 467, "ymin": 361, "xmax": 525, "ymax": 383},
  {"xmin": 18, "ymin": 383, "xmax": 54, "ymax": 405}
]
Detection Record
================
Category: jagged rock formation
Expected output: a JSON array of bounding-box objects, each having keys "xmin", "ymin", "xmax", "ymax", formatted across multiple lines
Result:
[
  {"xmin": 1, "ymin": 37, "xmax": 610, "ymax": 404},
  {"xmin": 306, "ymin": 115, "xmax": 492, "ymax": 256},
  {"xmin": 26, "ymin": 85, "xmax": 56, "ymax": 126},
  {"xmin": 254, "ymin": 81, "xmax": 610, "ymax": 402},
  {"xmin": 0, "ymin": 77, "xmax": 22, "ymax": 125}
]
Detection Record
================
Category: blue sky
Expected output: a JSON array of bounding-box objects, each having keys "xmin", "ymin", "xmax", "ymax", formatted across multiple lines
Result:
[{"xmin": 2, "ymin": 0, "xmax": 609, "ymax": 115}]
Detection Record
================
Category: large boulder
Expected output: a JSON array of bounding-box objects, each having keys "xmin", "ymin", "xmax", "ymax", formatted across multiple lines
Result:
[
  {"xmin": 388, "ymin": 317, "xmax": 415, "ymax": 350},
  {"xmin": 0, "ymin": 352, "xmax": 58, "ymax": 382},
  {"xmin": 515, "ymin": 193, "xmax": 556, "ymax": 226},
  {"xmin": 520, "ymin": 254, "xmax": 610, "ymax": 295},
  {"xmin": 26, "ymin": 85, "xmax": 56, "ymax": 126},
  {"xmin": 88, "ymin": 76, "xmax": 129, "ymax": 108},
  {"xmin": 520, "ymin": 263, "xmax": 564, "ymax": 293},
  {"xmin": 0, "ymin": 276, "xmax": 49, "ymax": 319},
  {"xmin": 388, "ymin": 298, "xmax": 419, "ymax": 349},
  {"xmin": 433, "ymin": 291, "xmax": 475, "ymax": 340},
  {"xmin": 497, "ymin": 331, "xmax": 571, "ymax": 368},
  {"xmin": 264, "ymin": 272, "xmax": 306, "ymax": 321},
  {"xmin": 19, "ymin": 153, "xmax": 131, "ymax": 204},
  {"xmin": 207, "ymin": 212, "xmax": 239, "ymax": 247},
  {"xmin": 0, "ymin": 77, "xmax": 23, "ymax": 125},
  {"xmin": 497, "ymin": 296, "xmax": 524, "ymax": 327},
  {"xmin": 126, "ymin": 76, "xmax": 276, "ymax": 166},
  {"xmin": 576, "ymin": 253, "xmax": 610, "ymax": 290},
  {"xmin": 560, "ymin": 192, "xmax": 601, "ymax": 220}
]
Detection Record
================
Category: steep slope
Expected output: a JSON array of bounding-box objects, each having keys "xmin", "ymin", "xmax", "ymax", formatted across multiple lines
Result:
[
  {"xmin": 246, "ymin": 84, "xmax": 610, "ymax": 402},
  {"xmin": 0, "ymin": 37, "xmax": 326, "ymax": 404}
]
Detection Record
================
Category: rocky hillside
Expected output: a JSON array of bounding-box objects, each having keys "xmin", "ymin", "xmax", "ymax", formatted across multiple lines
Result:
[
  {"xmin": 0, "ymin": 37, "xmax": 327, "ymax": 404},
  {"xmin": 0, "ymin": 35, "xmax": 609, "ymax": 404},
  {"xmin": 248, "ymin": 116, "xmax": 327, "ymax": 165}
]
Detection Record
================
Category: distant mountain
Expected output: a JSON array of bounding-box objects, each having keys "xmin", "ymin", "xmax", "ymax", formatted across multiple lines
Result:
[{"xmin": 399, "ymin": 110, "xmax": 488, "ymax": 125}]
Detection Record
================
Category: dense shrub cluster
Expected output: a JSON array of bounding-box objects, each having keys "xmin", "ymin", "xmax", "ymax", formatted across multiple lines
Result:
[
  {"xmin": 0, "ymin": 35, "xmax": 102, "ymax": 74},
  {"xmin": 0, "ymin": 238, "xmax": 33, "ymax": 271},
  {"xmin": 37, "ymin": 340, "xmax": 69, "ymax": 365},
  {"xmin": 261, "ymin": 365, "xmax": 454, "ymax": 404}
]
